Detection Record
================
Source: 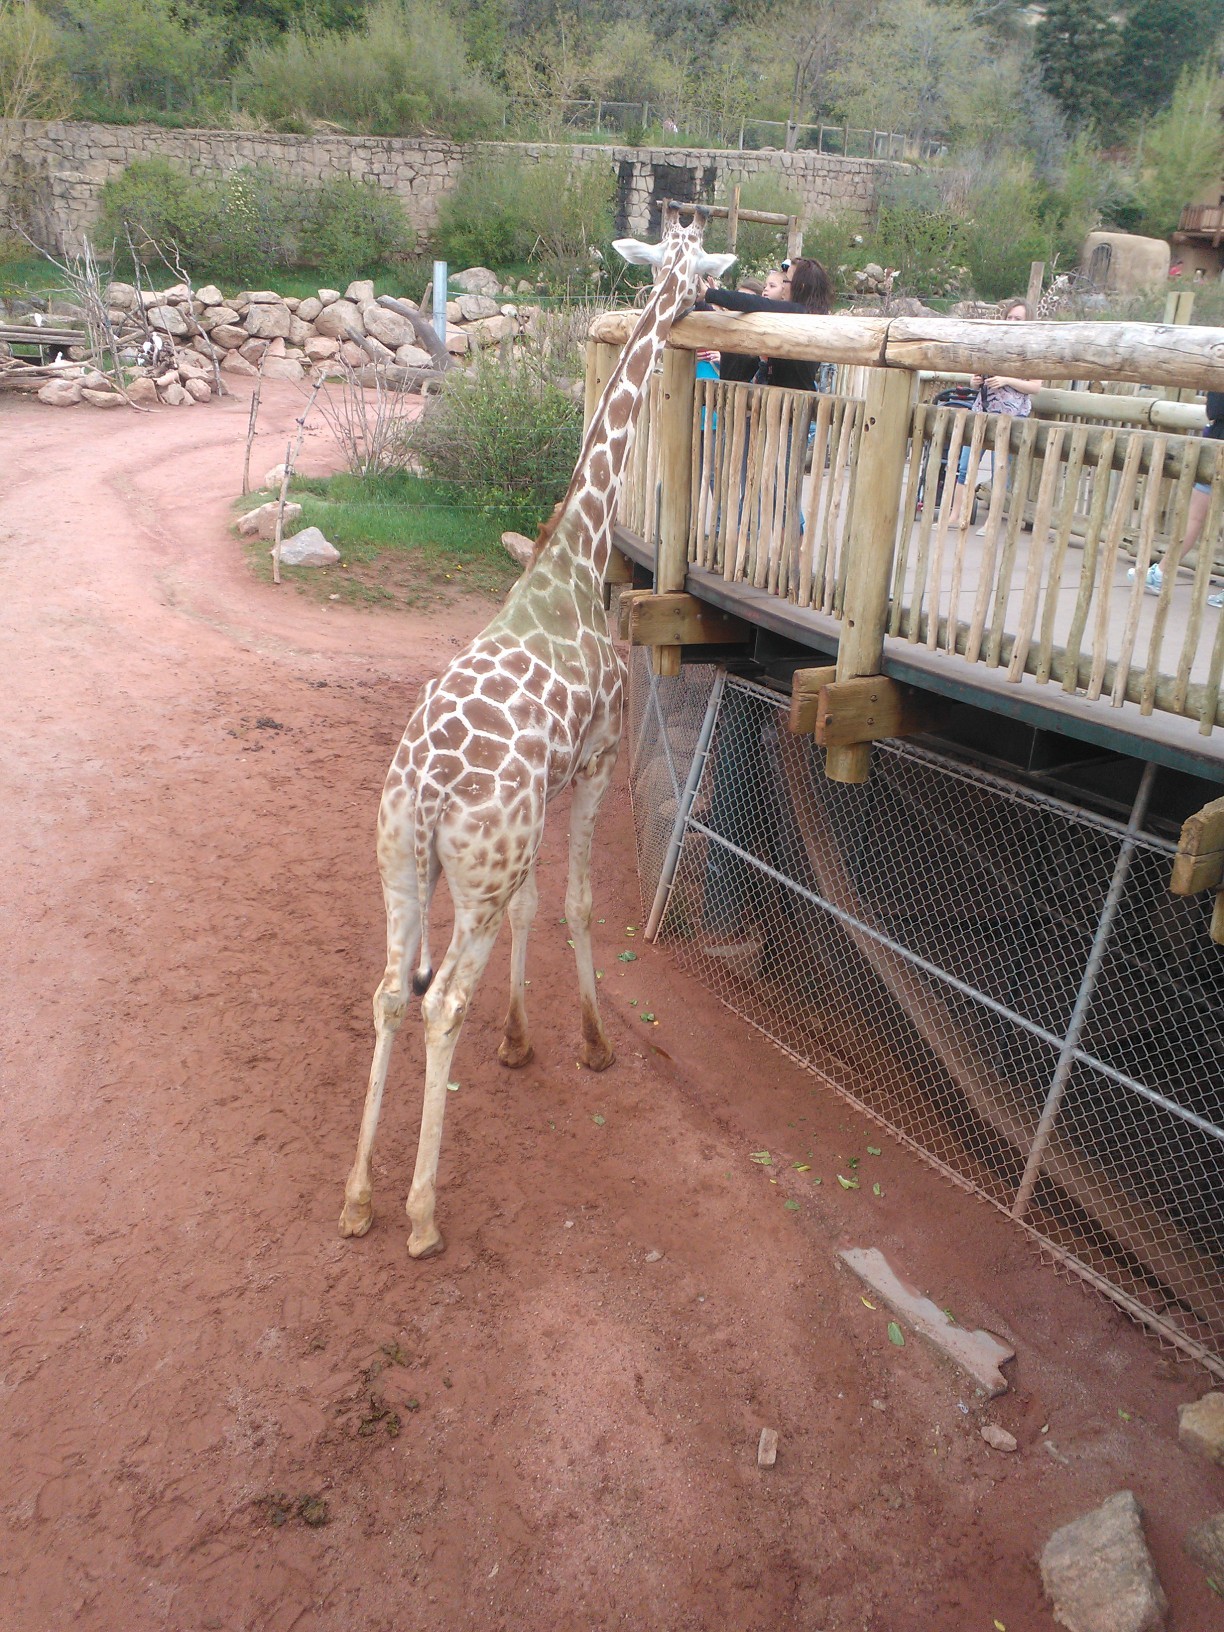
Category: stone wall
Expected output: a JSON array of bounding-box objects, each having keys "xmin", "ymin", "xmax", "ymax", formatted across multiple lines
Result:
[{"xmin": 1, "ymin": 119, "xmax": 907, "ymax": 258}]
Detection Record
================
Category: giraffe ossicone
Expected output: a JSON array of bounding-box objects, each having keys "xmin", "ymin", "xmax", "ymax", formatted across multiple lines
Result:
[{"xmin": 339, "ymin": 209, "xmax": 735, "ymax": 1258}]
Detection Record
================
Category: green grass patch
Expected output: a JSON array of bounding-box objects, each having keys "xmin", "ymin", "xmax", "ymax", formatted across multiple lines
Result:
[{"xmin": 237, "ymin": 471, "xmax": 527, "ymax": 609}]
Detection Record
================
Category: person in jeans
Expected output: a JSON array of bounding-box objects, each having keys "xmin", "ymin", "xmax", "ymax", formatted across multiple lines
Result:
[
  {"xmin": 948, "ymin": 298, "xmax": 1043, "ymax": 525},
  {"xmin": 1128, "ymin": 389, "xmax": 1224, "ymax": 608}
]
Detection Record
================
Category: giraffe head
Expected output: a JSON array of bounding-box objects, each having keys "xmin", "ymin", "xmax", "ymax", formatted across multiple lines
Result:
[{"xmin": 612, "ymin": 208, "xmax": 736, "ymax": 311}]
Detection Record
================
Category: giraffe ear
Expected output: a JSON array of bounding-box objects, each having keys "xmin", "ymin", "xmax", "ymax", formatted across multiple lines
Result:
[
  {"xmin": 698, "ymin": 252, "xmax": 737, "ymax": 279},
  {"xmin": 613, "ymin": 237, "xmax": 665, "ymax": 268}
]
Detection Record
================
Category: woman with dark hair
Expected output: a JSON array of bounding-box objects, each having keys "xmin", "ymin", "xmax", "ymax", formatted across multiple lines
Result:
[{"xmin": 702, "ymin": 256, "xmax": 833, "ymax": 391}]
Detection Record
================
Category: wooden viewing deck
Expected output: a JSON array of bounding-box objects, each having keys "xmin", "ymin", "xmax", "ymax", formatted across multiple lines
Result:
[{"xmin": 587, "ymin": 307, "xmax": 1224, "ymax": 787}]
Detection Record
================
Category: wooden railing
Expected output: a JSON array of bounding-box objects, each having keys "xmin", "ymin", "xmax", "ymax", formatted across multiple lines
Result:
[
  {"xmin": 1178, "ymin": 204, "xmax": 1224, "ymax": 238},
  {"xmin": 588, "ymin": 308, "xmax": 1224, "ymax": 776}
]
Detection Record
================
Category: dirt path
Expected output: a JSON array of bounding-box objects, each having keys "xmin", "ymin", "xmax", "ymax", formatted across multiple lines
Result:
[{"xmin": 1, "ymin": 384, "xmax": 1219, "ymax": 1632}]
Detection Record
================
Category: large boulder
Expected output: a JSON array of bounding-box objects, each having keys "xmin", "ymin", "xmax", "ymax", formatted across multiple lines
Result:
[
  {"xmin": 262, "ymin": 356, "xmax": 304, "ymax": 382},
  {"xmin": 457, "ymin": 292, "xmax": 500, "ymax": 322},
  {"xmin": 184, "ymin": 376, "xmax": 213, "ymax": 403},
  {"xmin": 104, "ymin": 281, "xmax": 138, "ymax": 311},
  {"xmin": 1040, "ymin": 1493, "xmax": 1168, "ymax": 1632},
  {"xmin": 287, "ymin": 315, "xmax": 313, "ymax": 348},
  {"xmin": 345, "ymin": 278, "xmax": 376, "ymax": 307},
  {"xmin": 196, "ymin": 284, "xmax": 224, "ymax": 307},
  {"xmin": 339, "ymin": 340, "xmax": 369, "ymax": 367},
  {"xmin": 81, "ymin": 385, "xmax": 124, "ymax": 407},
  {"xmin": 362, "ymin": 302, "xmax": 418, "ymax": 350},
  {"xmin": 304, "ymin": 335, "xmax": 340, "ymax": 361},
  {"xmin": 147, "ymin": 305, "xmax": 190, "ymax": 338},
  {"xmin": 209, "ymin": 324, "xmax": 248, "ymax": 350},
  {"xmin": 240, "ymin": 290, "xmax": 284, "ymax": 305},
  {"xmin": 317, "ymin": 287, "xmax": 341, "ymax": 305},
  {"xmin": 38, "ymin": 379, "xmax": 82, "ymax": 406},
  {"xmin": 245, "ymin": 302, "xmax": 292, "ymax": 340},
  {"xmin": 238, "ymin": 500, "xmax": 303, "ymax": 540},
  {"xmin": 220, "ymin": 351, "xmax": 259, "ymax": 376},
  {"xmin": 452, "ymin": 266, "xmax": 502, "ymax": 296},
  {"xmin": 126, "ymin": 376, "xmax": 160, "ymax": 407},
  {"xmin": 395, "ymin": 343, "xmax": 434, "ymax": 369},
  {"xmin": 468, "ymin": 314, "xmax": 515, "ymax": 348},
  {"xmin": 198, "ymin": 306, "xmax": 240, "ymax": 332},
  {"xmin": 159, "ymin": 382, "xmax": 193, "ymax": 406},
  {"xmin": 313, "ymin": 299, "xmax": 364, "ymax": 340},
  {"xmin": 278, "ymin": 525, "xmax": 340, "ymax": 566},
  {"xmin": 296, "ymin": 296, "xmax": 323, "ymax": 324}
]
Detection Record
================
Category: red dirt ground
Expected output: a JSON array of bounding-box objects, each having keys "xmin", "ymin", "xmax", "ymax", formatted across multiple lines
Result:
[{"xmin": 1, "ymin": 382, "xmax": 1221, "ymax": 1632}]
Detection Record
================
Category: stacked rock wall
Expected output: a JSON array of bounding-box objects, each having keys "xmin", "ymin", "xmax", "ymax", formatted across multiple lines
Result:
[{"xmin": 1, "ymin": 119, "xmax": 908, "ymax": 259}]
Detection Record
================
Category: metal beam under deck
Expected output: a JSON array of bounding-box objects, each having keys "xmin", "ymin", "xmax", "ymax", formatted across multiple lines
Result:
[{"xmin": 612, "ymin": 525, "xmax": 1224, "ymax": 785}]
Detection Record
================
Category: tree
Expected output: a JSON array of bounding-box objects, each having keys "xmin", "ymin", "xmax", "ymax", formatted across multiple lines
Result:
[
  {"xmin": 1033, "ymin": 0, "xmax": 1120, "ymax": 134},
  {"xmin": 829, "ymin": 0, "xmax": 981, "ymax": 145},
  {"xmin": 1116, "ymin": 0, "xmax": 1224, "ymax": 122},
  {"xmin": 49, "ymin": 0, "xmax": 226, "ymax": 114},
  {"xmin": 1131, "ymin": 63, "xmax": 1224, "ymax": 239},
  {"xmin": 0, "ymin": 0, "xmax": 72, "ymax": 138}
]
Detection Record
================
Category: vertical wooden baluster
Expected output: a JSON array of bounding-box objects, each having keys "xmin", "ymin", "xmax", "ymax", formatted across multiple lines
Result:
[
  {"xmin": 834, "ymin": 402, "xmax": 865, "ymax": 619},
  {"xmin": 797, "ymin": 395, "xmax": 832, "ymax": 607},
  {"xmin": 1179, "ymin": 448, "xmax": 1224, "ymax": 716},
  {"xmin": 718, "ymin": 384, "xmax": 744, "ymax": 580},
  {"xmin": 812, "ymin": 399, "xmax": 844, "ymax": 612},
  {"xmin": 1035, "ymin": 425, "xmax": 1088, "ymax": 684},
  {"xmin": 890, "ymin": 402, "xmax": 928, "ymax": 637},
  {"xmin": 735, "ymin": 390, "xmax": 764, "ymax": 583},
  {"xmin": 926, "ymin": 410, "xmax": 967, "ymax": 650},
  {"xmin": 1008, "ymin": 424, "xmax": 1066, "ymax": 682},
  {"xmin": 947, "ymin": 410, "xmax": 988, "ymax": 656},
  {"xmin": 966, "ymin": 416, "xmax": 1014, "ymax": 664},
  {"xmin": 760, "ymin": 389, "xmax": 786, "ymax": 591},
  {"xmin": 825, "ymin": 400, "xmax": 859, "ymax": 615},
  {"xmin": 1087, "ymin": 433, "xmax": 1145, "ymax": 701},
  {"xmin": 1140, "ymin": 442, "xmax": 1197, "ymax": 713},
  {"xmin": 985, "ymin": 418, "xmax": 1039, "ymax": 668},
  {"xmin": 907, "ymin": 409, "xmax": 949, "ymax": 643},
  {"xmin": 780, "ymin": 393, "xmax": 811, "ymax": 600},
  {"xmin": 1063, "ymin": 429, "xmax": 1117, "ymax": 694}
]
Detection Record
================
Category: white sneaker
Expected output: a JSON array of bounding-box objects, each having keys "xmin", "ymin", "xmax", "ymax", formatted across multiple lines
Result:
[
  {"xmin": 1126, "ymin": 562, "xmax": 1163, "ymax": 595},
  {"xmin": 1209, "ymin": 588, "xmax": 1224, "ymax": 609}
]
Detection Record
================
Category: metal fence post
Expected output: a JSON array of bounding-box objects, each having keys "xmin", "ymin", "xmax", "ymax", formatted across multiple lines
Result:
[
  {"xmin": 645, "ymin": 669, "xmax": 727, "ymax": 941},
  {"xmin": 1011, "ymin": 761, "xmax": 1158, "ymax": 1220}
]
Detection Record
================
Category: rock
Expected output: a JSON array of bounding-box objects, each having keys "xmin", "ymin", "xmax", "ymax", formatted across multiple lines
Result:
[
  {"xmin": 863, "ymin": 262, "xmax": 885, "ymax": 280},
  {"xmin": 362, "ymin": 302, "xmax": 417, "ymax": 350},
  {"xmin": 244, "ymin": 302, "xmax": 292, "ymax": 340},
  {"xmin": 184, "ymin": 376, "xmax": 212, "ymax": 403},
  {"xmin": 209, "ymin": 323, "xmax": 248, "ymax": 350},
  {"xmin": 1040, "ymin": 1492, "xmax": 1168, "ymax": 1632},
  {"xmin": 296, "ymin": 296, "xmax": 323, "ymax": 324},
  {"xmin": 221, "ymin": 351, "xmax": 259, "ymax": 376},
  {"xmin": 339, "ymin": 340, "xmax": 369, "ymax": 367},
  {"xmin": 263, "ymin": 464, "xmax": 287, "ymax": 490},
  {"xmin": 445, "ymin": 329, "xmax": 470, "ymax": 357},
  {"xmin": 313, "ymin": 299, "xmax": 364, "ymax": 340},
  {"xmin": 468, "ymin": 314, "xmax": 515, "ymax": 347},
  {"xmin": 304, "ymin": 336, "xmax": 340, "ymax": 361},
  {"xmin": 283, "ymin": 295, "xmax": 300, "ymax": 311},
  {"xmin": 277, "ymin": 526, "xmax": 340, "ymax": 566},
  {"xmin": 394, "ymin": 343, "xmax": 434, "ymax": 369},
  {"xmin": 198, "ymin": 306, "xmax": 240, "ymax": 332},
  {"xmin": 126, "ymin": 376, "xmax": 160, "ymax": 407},
  {"xmin": 241, "ymin": 290, "xmax": 283, "ymax": 305},
  {"xmin": 159, "ymin": 382, "xmax": 192, "ymax": 406},
  {"xmin": 1178, "ymin": 1392, "xmax": 1224, "ymax": 1465},
  {"xmin": 345, "ymin": 278, "xmax": 376, "ymax": 307},
  {"xmin": 38, "ymin": 380, "xmax": 82, "ymax": 406},
  {"xmin": 239, "ymin": 339, "xmax": 269, "ymax": 364},
  {"xmin": 457, "ymin": 292, "xmax": 501, "ymax": 322},
  {"xmin": 262, "ymin": 357, "xmax": 304, "ymax": 382},
  {"xmin": 82, "ymin": 386, "xmax": 125, "ymax": 407},
  {"xmin": 757, "ymin": 1428, "xmax": 778, "ymax": 1468},
  {"xmin": 104, "ymin": 281, "xmax": 138, "ymax": 310},
  {"xmin": 177, "ymin": 351, "xmax": 211, "ymax": 376},
  {"xmin": 1185, "ymin": 1512, "xmax": 1224, "ymax": 1581},
  {"xmin": 517, "ymin": 279, "xmax": 534, "ymax": 294},
  {"xmin": 889, "ymin": 295, "xmax": 938, "ymax": 318},
  {"xmin": 317, "ymin": 288, "xmax": 341, "ymax": 306},
  {"xmin": 196, "ymin": 285, "xmax": 224, "ymax": 307},
  {"xmin": 287, "ymin": 315, "xmax": 313, "ymax": 348},
  {"xmin": 283, "ymin": 345, "xmax": 305, "ymax": 362},
  {"xmin": 445, "ymin": 299, "xmax": 463, "ymax": 322},
  {"xmin": 452, "ymin": 266, "xmax": 502, "ymax": 296},
  {"xmin": 79, "ymin": 370, "xmax": 112, "ymax": 391},
  {"xmin": 980, "ymin": 1425, "xmax": 1017, "ymax": 1453},
  {"xmin": 644, "ymin": 1248, "xmax": 664, "ymax": 1263},
  {"xmin": 160, "ymin": 283, "xmax": 191, "ymax": 303},
  {"xmin": 154, "ymin": 369, "xmax": 179, "ymax": 390},
  {"xmin": 238, "ymin": 500, "xmax": 303, "ymax": 540},
  {"xmin": 147, "ymin": 304, "xmax": 189, "ymax": 338},
  {"xmin": 264, "ymin": 336, "xmax": 287, "ymax": 359}
]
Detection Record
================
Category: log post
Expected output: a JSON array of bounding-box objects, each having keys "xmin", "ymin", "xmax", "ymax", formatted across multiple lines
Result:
[
  {"xmin": 826, "ymin": 365, "xmax": 917, "ymax": 784},
  {"xmin": 653, "ymin": 344, "xmax": 697, "ymax": 676},
  {"xmin": 1026, "ymin": 260, "xmax": 1044, "ymax": 316},
  {"xmin": 727, "ymin": 184, "xmax": 740, "ymax": 257}
]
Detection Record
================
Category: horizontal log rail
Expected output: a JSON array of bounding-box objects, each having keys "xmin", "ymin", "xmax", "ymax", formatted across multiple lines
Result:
[{"xmin": 588, "ymin": 309, "xmax": 1224, "ymax": 392}]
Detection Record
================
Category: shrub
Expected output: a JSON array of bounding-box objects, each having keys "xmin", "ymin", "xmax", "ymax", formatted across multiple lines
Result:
[
  {"xmin": 870, "ymin": 173, "xmax": 967, "ymax": 296},
  {"xmin": 437, "ymin": 152, "xmax": 615, "ymax": 277},
  {"xmin": 99, "ymin": 159, "xmax": 413, "ymax": 285},
  {"xmin": 53, "ymin": 0, "xmax": 225, "ymax": 120},
  {"xmin": 962, "ymin": 160, "xmax": 1053, "ymax": 302},
  {"xmin": 1131, "ymin": 65, "xmax": 1224, "ymax": 240},
  {"xmin": 236, "ymin": 0, "xmax": 502, "ymax": 138},
  {"xmin": 409, "ymin": 348, "xmax": 583, "ymax": 522}
]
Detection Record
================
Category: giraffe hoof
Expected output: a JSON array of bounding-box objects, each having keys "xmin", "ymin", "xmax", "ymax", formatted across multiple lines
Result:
[
  {"xmin": 581, "ymin": 1041, "xmax": 616, "ymax": 1073},
  {"xmin": 498, "ymin": 1037, "xmax": 535, "ymax": 1068},
  {"xmin": 407, "ymin": 1228, "xmax": 446, "ymax": 1260},
  {"xmin": 339, "ymin": 1198, "xmax": 373, "ymax": 1238}
]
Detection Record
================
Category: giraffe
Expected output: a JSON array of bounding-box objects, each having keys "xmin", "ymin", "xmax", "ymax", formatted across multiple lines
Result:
[{"xmin": 339, "ymin": 207, "xmax": 736, "ymax": 1259}]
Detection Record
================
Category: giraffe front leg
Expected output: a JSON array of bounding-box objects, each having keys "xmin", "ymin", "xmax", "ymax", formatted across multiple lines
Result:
[
  {"xmin": 406, "ymin": 905, "xmax": 503, "ymax": 1258},
  {"xmin": 340, "ymin": 864, "xmax": 421, "ymax": 1238},
  {"xmin": 498, "ymin": 864, "xmax": 538, "ymax": 1068},
  {"xmin": 568, "ymin": 746, "xmax": 619, "ymax": 1072}
]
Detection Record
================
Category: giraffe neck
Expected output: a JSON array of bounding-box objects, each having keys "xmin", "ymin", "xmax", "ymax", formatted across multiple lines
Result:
[{"xmin": 540, "ymin": 266, "xmax": 691, "ymax": 586}]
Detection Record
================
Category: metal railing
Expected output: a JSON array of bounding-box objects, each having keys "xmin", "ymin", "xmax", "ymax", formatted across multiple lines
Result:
[{"xmin": 628, "ymin": 656, "xmax": 1224, "ymax": 1374}]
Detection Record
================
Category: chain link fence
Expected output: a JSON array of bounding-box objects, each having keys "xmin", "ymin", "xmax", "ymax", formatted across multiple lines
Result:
[{"xmin": 629, "ymin": 654, "xmax": 1224, "ymax": 1375}]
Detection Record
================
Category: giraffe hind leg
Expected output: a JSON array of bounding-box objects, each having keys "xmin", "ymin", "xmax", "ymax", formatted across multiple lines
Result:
[
  {"xmin": 406, "ymin": 901, "xmax": 505, "ymax": 1258},
  {"xmin": 567, "ymin": 745, "xmax": 619, "ymax": 1072},
  {"xmin": 498, "ymin": 863, "xmax": 538, "ymax": 1068}
]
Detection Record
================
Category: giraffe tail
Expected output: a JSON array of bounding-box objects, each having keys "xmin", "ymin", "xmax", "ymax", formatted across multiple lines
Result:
[{"xmin": 410, "ymin": 793, "xmax": 436, "ymax": 996}]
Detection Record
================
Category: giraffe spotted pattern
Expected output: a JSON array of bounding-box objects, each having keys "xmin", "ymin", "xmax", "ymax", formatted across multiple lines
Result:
[{"xmin": 340, "ymin": 210, "xmax": 735, "ymax": 1259}]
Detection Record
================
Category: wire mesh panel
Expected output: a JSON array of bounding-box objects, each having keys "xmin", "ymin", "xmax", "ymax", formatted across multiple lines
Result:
[{"xmin": 628, "ymin": 655, "xmax": 1224, "ymax": 1374}]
